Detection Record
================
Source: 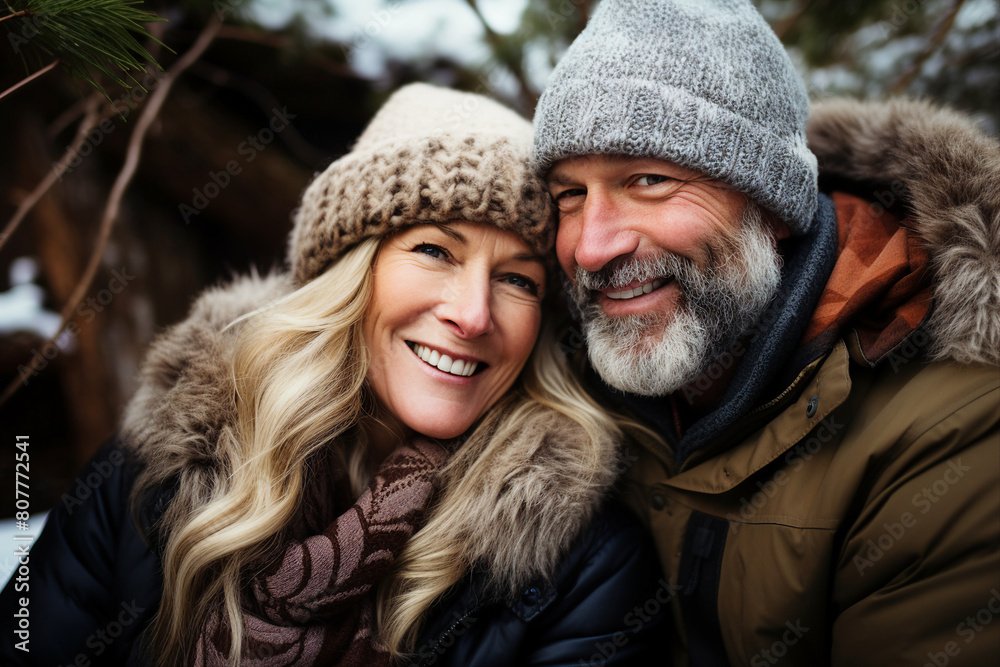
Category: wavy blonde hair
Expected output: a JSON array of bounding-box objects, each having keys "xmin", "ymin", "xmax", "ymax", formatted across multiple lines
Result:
[
  {"xmin": 142, "ymin": 238, "xmax": 379, "ymax": 665},
  {"xmin": 375, "ymin": 316, "xmax": 632, "ymax": 658},
  {"xmin": 138, "ymin": 234, "xmax": 647, "ymax": 665}
]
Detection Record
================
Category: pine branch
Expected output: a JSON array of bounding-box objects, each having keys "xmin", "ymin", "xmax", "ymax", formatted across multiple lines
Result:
[
  {"xmin": 2, "ymin": 0, "xmax": 170, "ymax": 102},
  {"xmin": 0, "ymin": 17, "xmax": 223, "ymax": 408}
]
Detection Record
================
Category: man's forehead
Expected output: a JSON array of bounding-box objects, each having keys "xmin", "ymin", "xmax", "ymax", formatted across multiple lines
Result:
[{"xmin": 546, "ymin": 153, "xmax": 703, "ymax": 183}]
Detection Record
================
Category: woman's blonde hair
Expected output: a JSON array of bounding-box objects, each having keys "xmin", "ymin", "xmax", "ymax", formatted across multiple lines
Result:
[
  {"xmin": 139, "ymin": 232, "xmax": 643, "ymax": 665},
  {"xmin": 142, "ymin": 238, "xmax": 379, "ymax": 665},
  {"xmin": 375, "ymin": 314, "xmax": 630, "ymax": 657}
]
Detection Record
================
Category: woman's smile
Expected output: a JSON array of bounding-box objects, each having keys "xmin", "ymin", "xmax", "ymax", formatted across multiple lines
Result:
[
  {"xmin": 362, "ymin": 221, "xmax": 545, "ymax": 440},
  {"xmin": 406, "ymin": 341, "xmax": 487, "ymax": 377}
]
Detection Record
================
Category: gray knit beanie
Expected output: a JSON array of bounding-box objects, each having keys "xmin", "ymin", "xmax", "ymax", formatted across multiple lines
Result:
[
  {"xmin": 289, "ymin": 83, "xmax": 554, "ymax": 285},
  {"xmin": 533, "ymin": 0, "xmax": 819, "ymax": 234}
]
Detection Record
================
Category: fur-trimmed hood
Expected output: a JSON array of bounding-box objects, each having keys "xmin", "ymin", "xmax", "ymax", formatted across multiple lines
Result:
[
  {"xmin": 120, "ymin": 272, "xmax": 620, "ymax": 590},
  {"xmin": 807, "ymin": 97, "xmax": 1000, "ymax": 366}
]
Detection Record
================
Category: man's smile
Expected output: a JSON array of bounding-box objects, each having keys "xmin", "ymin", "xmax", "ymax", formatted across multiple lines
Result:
[{"xmin": 602, "ymin": 277, "xmax": 671, "ymax": 300}]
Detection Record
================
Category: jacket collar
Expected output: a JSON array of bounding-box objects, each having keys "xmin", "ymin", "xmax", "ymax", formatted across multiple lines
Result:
[
  {"xmin": 597, "ymin": 193, "xmax": 840, "ymax": 466},
  {"xmin": 595, "ymin": 98, "xmax": 1000, "ymax": 465}
]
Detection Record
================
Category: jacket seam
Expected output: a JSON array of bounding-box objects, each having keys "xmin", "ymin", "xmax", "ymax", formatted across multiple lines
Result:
[{"xmin": 862, "ymin": 381, "xmax": 999, "ymax": 496}]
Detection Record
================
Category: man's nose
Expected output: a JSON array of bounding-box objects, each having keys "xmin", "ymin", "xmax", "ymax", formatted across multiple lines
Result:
[
  {"xmin": 573, "ymin": 189, "xmax": 640, "ymax": 273},
  {"xmin": 437, "ymin": 273, "xmax": 495, "ymax": 338}
]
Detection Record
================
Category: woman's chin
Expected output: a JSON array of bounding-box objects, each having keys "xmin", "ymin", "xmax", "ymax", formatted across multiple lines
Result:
[
  {"xmin": 398, "ymin": 409, "xmax": 479, "ymax": 442},
  {"xmin": 406, "ymin": 420, "xmax": 472, "ymax": 442}
]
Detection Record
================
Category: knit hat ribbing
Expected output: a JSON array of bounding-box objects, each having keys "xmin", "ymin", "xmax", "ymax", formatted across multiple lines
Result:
[
  {"xmin": 289, "ymin": 83, "xmax": 555, "ymax": 285},
  {"xmin": 533, "ymin": 0, "xmax": 819, "ymax": 235}
]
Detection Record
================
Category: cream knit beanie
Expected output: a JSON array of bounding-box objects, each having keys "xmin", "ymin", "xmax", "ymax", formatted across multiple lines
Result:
[
  {"xmin": 289, "ymin": 83, "xmax": 555, "ymax": 285},
  {"xmin": 533, "ymin": 0, "xmax": 819, "ymax": 235}
]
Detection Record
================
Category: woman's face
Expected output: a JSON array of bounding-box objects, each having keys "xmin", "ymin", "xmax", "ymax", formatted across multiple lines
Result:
[{"xmin": 363, "ymin": 221, "xmax": 546, "ymax": 440}]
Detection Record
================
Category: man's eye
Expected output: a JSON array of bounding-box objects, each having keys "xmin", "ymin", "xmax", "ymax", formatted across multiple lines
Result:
[
  {"xmin": 552, "ymin": 188, "xmax": 585, "ymax": 201},
  {"xmin": 635, "ymin": 175, "xmax": 669, "ymax": 186},
  {"xmin": 413, "ymin": 243, "xmax": 447, "ymax": 259}
]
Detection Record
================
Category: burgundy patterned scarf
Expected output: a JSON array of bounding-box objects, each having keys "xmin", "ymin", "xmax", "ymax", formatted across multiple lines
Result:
[{"xmin": 194, "ymin": 438, "xmax": 449, "ymax": 666}]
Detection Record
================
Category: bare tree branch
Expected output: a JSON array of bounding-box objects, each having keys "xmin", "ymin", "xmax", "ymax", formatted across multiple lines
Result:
[
  {"xmin": 214, "ymin": 25, "xmax": 361, "ymax": 79},
  {"xmin": 890, "ymin": 0, "xmax": 968, "ymax": 95},
  {"xmin": 463, "ymin": 0, "xmax": 538, "ymax": 112},
  {"xmin": 773, "ymin": 0, "xmax": 814, "ymax": 41},
  {"xmin": 0, "ymin": 17, "xmax": 223, "ymax": 407},
  {"xmin": 0, "ymin": 9, "xmax": 31, "ymax": 25},
  {"xmin": 0, "ymin": 95, "xmax": 102, "ymax": 254},
  {"xmin": 0, "ymin": 59, "xmax": 60, "ymax": 102}
]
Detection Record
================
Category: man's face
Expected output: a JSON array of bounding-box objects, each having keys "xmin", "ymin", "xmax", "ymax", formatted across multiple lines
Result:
[{"xmin": 547, "ymin": 154, "xmax": 783, "ymax": 397}]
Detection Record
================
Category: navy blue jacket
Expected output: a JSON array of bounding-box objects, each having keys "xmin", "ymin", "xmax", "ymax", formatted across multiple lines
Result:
[{"xmin": 1, "ymin": 439, "xmax": 668, "ymax": 666}]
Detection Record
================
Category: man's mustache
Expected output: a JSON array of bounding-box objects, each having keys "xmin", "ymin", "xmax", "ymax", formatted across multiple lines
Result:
[{"xmin": 574, "ymin": 252, "xmax": 696, "ymax": 294}]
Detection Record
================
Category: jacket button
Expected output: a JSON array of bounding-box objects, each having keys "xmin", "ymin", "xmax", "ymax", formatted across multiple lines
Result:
[
  {"xmin": 806, "ymin": 396, "xmax": 818, "ymax": 418},
  {"xmin": 651, "ymin": 493, "xmax": 666, "ymax": 510},
  {"xmin": 523, "ymin": 586, "xmax": 540, "ymax": 603}
]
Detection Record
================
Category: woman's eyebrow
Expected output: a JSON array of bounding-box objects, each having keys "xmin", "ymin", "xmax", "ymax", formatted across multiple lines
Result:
[
  {"xmin": 434, "ymin": 223, "xmax": 467, "ymax": 243},
  {"xmin": 510, "ymin": 252, "xmax": 544, "ymax": 263}
]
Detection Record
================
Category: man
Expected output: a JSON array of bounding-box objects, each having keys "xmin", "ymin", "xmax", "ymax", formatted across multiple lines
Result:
[{"xmin": 533, "ymin": 0, "xmax": 1000, "ymax": 665}]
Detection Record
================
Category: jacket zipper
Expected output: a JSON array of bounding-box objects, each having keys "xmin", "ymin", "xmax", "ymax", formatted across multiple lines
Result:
[
  {"xmin": 419, "ymin": 603, "xmax": 483, "ymax": 666},
  {"xmin": 679, "ymin": 359, "xmax": 824, "ymax": 472}
]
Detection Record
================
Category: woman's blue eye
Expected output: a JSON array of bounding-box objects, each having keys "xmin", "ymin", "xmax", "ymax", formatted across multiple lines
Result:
[
  {"xmin": 504, "ymin": 274, "xmax": 539, "ymax": 295},
  {"xmin": 414, "ymin": 243, "xmax": 446, "ymax": 258}
]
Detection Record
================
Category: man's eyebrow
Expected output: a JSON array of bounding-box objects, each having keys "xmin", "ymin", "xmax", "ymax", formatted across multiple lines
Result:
[
  {"xmin": 547, "ymin": 154, "xmax": 638, "ymax": 185},
  {"xmin": 546, "ymin": 172, "xmax": 575, "ymax": 186}
]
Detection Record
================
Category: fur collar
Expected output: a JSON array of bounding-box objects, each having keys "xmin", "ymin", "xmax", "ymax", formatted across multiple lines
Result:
[
  {"xmin": 807, "ymin": 97, "xmax": 1000, "ymax": 366},
  {"xmin": 120, "ymin": 272, "xmax": 619, "ymax": 589}
]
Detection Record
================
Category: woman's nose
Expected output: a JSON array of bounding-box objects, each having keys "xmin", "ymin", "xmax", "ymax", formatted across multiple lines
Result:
[{"xmin": 437, "ymin": 274, "xmax": 495, "ymax": 338}]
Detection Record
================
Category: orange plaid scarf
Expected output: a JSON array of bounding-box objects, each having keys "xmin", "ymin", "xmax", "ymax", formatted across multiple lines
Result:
[{"xmin": 801, "ymin": 192, "xmax": 933, "ymax": 365}]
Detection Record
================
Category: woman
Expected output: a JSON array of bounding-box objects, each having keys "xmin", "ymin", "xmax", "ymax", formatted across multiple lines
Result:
[{"xmin": 0, "ymin": 84, "xmax": 664, "ymax": 666}]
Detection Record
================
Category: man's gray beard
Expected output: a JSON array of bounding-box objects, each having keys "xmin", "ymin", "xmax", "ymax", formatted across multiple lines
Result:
[{"xmin": 568, "ymin": 203, "xmax": 783, "ymax": 397}]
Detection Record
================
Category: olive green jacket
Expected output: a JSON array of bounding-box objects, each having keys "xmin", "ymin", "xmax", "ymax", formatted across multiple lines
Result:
[{"xmin": 621, "ymin": 99, "xmax": 1000, "ymax": 666}]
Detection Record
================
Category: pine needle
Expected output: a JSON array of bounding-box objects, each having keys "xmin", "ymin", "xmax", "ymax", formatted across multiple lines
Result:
[{"xmin": 2, "ymin": 0, "xmax": 169, "ymax": 101}]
